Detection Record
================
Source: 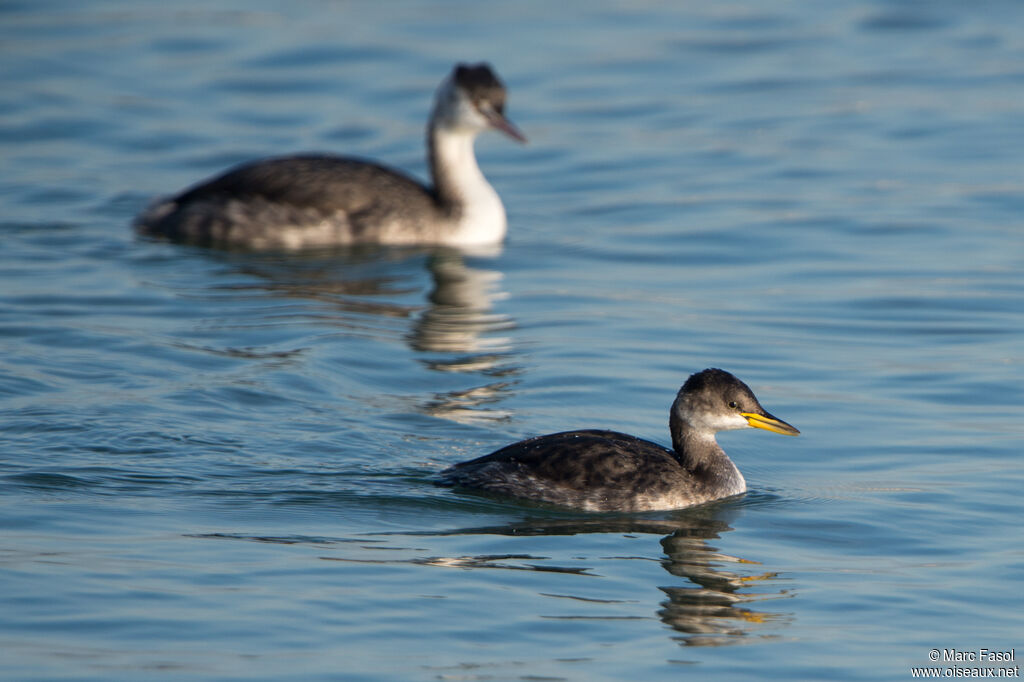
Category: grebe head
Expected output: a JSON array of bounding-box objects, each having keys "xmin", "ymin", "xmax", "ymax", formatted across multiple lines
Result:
[
  {"xmin": 674, "ymin": 368, "xmax": 801, "ymax": 437},
  {"xmin": 432, "ymin": 63, "xmax": 527, "ymax": 142}
]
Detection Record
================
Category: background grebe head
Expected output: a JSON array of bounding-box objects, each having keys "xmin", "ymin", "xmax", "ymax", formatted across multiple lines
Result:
[{"xmin": 432, "ymin": 63, "xmax": 527, "ymax": 142}]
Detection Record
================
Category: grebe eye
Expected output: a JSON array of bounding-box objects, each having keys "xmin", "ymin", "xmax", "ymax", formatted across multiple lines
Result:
[{"xmin": 728, "ymin": 401, "xmax": 738, "ymax": 409}]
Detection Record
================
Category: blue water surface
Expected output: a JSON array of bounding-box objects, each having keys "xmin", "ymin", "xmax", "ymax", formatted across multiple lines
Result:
[{"xmin": 1, "ymin": 1, "xmax": 1022, "ymax": 680}]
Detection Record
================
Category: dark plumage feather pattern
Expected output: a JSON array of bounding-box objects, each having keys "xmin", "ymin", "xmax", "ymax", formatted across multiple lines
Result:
[{"xmin": 439, "ymin": 430, "xmax": 721, "ymax": 512}]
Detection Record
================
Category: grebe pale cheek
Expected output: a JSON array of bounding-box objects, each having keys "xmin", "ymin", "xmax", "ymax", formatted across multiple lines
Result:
[
  {"xmin": 438, "ymin": 368, "xmax": 800, "ymax": 512},
  {"xmin": 135, "ymin": 62, "xmax": 526, "ymax": 250}
]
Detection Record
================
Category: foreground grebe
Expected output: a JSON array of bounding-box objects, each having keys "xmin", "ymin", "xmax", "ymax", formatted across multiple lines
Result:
[
  {"xmin": 438, "ymin": 368, "xmax": 800, "ymax": 512},
  {"xmin": 135, "ymin": 63, "xmax": 526, "ymax": 249}
]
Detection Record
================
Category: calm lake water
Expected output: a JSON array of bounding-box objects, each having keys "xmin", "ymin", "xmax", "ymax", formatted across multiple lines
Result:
[{"xmin": 2, "ymin": 1, "xmax": 1022, "ymax": 680}]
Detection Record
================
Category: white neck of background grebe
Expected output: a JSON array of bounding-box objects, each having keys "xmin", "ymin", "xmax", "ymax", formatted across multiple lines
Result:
[{"xmin": 426, "ymin": 97, "xmax": 507, "ymax": 246}]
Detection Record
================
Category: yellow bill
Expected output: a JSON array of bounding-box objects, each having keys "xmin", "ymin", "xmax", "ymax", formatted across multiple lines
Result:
[{"xmin": 741, "ymin": 411, "xmax": 801, "ymax": 436}]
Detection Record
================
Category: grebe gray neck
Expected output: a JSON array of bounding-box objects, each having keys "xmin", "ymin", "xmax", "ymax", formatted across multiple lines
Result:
[{"xmin": 669, "ymin": 390, "xmax": 746, "ymax": 496}]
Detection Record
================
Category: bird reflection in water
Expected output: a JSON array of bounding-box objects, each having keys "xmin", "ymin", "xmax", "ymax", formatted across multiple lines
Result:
[
  {"xmin": 411, "ymin": 505, "xmax": 793, "ymax": 647},
  {"xmin": 411, "ymin": 249, "xmax": 520, "ymax": 423},
  {"xmin": 217, "ymin": 504, "xmax": 791, "ymax": 648},
  {"xmin": 410, "ymin": 250, "xmax": 514, "ymax": 360},
  {"xmin": 657, "ymin": 520, "xmax": 791, "ymax": 646},
  {"xmin": 211, "ymin": 246, "xmax": 520, "ymax": 423}
]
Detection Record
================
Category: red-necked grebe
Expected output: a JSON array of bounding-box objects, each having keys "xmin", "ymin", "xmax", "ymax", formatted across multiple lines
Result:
[{"xmin": 439, "ymin": 368, "xmax": 800, "ymax": 512}]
